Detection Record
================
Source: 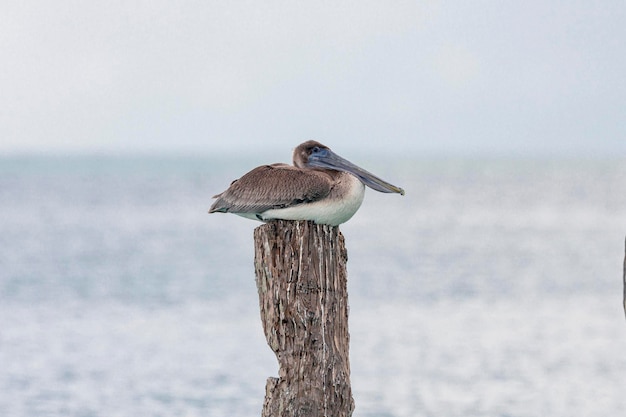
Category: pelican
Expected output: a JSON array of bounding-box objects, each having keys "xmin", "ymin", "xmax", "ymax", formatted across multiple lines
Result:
[{"xmin": 208, "ymin": 140, "xmax": 405, "ymax": 225}]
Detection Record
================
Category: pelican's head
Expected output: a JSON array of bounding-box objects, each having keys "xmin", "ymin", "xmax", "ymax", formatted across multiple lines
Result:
[{"xmin": 293, "ymin": 140, "xmax": 405, "ymax": 195}]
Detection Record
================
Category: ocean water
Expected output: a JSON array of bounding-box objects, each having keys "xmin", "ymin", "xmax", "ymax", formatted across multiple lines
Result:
[{"xmin": 1, "ymin": 154, "xmax": 625, "ymax": 417}]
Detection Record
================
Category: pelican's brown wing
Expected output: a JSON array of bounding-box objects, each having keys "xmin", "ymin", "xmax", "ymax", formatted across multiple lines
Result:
[{"xmin": 209, "ymin": 164, "xmax": 333, "ymax": 214}]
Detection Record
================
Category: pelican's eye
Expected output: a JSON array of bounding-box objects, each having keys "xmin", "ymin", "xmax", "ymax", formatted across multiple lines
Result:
[{"xmin": 307, "ymin": 146, "xmax": 329, "ymax": 164}]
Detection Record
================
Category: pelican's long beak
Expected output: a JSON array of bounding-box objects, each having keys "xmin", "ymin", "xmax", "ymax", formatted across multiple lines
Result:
[{"xmin": 307, "ymin": 149, "xmax": 405, "ymax": 195}]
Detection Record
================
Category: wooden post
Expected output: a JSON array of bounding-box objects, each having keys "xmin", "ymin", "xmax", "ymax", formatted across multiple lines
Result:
[{"xmin": 254, "ymin": 220, "xmax": 354, "ymax": 417}]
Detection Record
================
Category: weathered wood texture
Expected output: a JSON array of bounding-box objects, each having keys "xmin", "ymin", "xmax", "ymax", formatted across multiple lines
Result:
[{"xmin": 254, "ymin": 220, "xmax": 354, "ymax": 417}]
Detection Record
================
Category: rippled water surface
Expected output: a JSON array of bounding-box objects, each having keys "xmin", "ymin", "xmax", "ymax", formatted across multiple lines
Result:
[{"xmin": 1, "ymin": 155, "xmax": 625, "ymax": 416}]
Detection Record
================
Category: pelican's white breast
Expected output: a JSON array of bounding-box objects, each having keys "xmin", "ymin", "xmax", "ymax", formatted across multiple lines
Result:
[{"xmin": 259, "ymin": 173, "xmax": 365, "ymax": 226}]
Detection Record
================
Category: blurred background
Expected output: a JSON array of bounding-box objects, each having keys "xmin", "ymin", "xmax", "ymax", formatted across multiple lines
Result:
[
  {"xmin": 2, "ymin": 0, "xmax": 625, "ymax": 157},
  {"xmin": 1, "ymin": 2, "xmax": 626, "ymax": 416}
]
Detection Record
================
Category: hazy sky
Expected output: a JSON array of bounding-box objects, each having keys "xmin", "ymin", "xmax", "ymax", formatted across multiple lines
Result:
[{"xmin": 2, "ymin": 1, "xmax": 625, "ymax": 156}]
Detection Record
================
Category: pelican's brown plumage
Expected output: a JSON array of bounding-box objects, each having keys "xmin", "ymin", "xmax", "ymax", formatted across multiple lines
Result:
[{"xmin": 209, "ymin": 140, "xmax": 404, "ymax": 225}]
